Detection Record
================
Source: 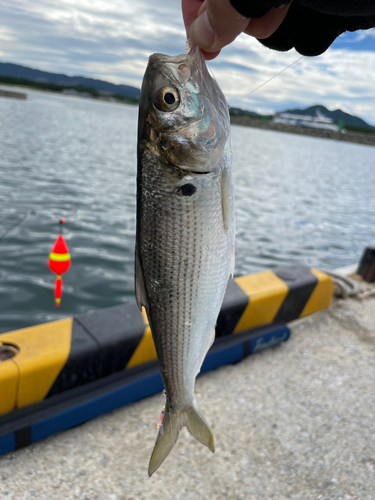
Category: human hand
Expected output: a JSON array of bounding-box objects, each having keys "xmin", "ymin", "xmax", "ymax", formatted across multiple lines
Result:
[{"xmin": 182, "ymin": 0, "xmax": 292, "ymax": 60}]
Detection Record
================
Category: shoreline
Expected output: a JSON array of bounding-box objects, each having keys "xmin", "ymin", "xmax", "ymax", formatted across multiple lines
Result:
[
  {"xmin": 0, "ymin": 88, "xmax": 27, "ymax": 100},
  {"xmin": 230, "ymin": 115, "xmax": 375, "ymax": 147},
  {"xmin": 2, "ymin": 83, "xmax": 374, "ymax": 147},
  {"xmin": 0, "ymin": 83, "xmax": 138, "ymax": 106}
]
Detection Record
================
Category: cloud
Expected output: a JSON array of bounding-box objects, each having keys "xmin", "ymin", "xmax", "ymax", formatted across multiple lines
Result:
[
  {"xmin": 334, "ymin": 29, "xmax": 375, "ymax": 49},
  {"xmin": 357, "ymin": 29, "xmax": 375, "ymax": 40},
  {"xmin": 0, "ymin": 0, "xmax": 374, "ymax": 124},
  {"xmin": 0, "ymin": 25, "xmax": 15, "ymax": 42},
  {"xmin": 328, "ymin": 28, "xmax": 375, "ymax": 61},
  {"xmin": 208, "ymin": 34, "xmax": 375, "ymax": 125}
]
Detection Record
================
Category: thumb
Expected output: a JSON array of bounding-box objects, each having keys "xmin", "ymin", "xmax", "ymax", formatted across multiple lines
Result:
[{"xmin": 190, "ymin": 0, "xmax": 250, "ymax": 54}]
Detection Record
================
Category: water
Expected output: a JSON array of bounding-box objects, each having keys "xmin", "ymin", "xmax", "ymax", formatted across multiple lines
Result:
[{"xmin": 1, "ymin": 87, "xmax": 374, "ymax": 333}]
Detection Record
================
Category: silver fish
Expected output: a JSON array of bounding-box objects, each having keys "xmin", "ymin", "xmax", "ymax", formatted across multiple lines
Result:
[{"xmin": 135, "ymin": 47, "xmax": 235, "ymax": 476}]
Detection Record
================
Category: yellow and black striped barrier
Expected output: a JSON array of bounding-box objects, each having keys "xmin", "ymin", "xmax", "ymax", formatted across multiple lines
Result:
[{"xmin": 0, "ymin": 265, "xmax": 333, "ymax": 417}]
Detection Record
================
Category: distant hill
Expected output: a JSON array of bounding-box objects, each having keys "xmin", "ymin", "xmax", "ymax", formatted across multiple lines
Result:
[
  {"xmin": 230, "ymin": 107, "xmax": 259, "ymax": 117},
  {"xmin": 1, "ymin": 63, "xmax": 373, "ymax": 131},
  {"xmin": 281, "ymin": 105, "xmax": 374, "ymax": 130},
  {"xmin": 0, "ymin": 62, "xmax": 140, "ymax": 99}
]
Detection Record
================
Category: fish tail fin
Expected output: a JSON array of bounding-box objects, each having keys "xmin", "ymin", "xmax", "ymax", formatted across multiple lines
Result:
[
  {"xmin": 148, "ymin": 405, "xmax": 181, "ymax": 477},
  {"xmin": 148, "ymin": 399, "xmax": 215, "ymax": 477},
  {"xmin": 185, "ymin": 400, "xmax": 215, "ymax": 453}
]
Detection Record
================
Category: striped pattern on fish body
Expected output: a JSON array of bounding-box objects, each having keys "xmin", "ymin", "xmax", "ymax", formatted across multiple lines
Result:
[{"xmin": 135, "ymin": 47, "xmax": 235, "ymax": 476}]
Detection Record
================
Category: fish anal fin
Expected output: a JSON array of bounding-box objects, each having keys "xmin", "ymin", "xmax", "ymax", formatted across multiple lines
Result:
[
  {"xmin": 135, "ymin": 247, "xmax": 148, "ymax": 311},
  {"xmin": 194, "ymin": 328, "xmax": 216, "ymax": 379}
]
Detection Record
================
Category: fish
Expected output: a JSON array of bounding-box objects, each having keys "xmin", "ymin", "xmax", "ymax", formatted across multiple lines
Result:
[{"xmin": 135, "ymin": 46, "xmax": 235, "ymax": 476}]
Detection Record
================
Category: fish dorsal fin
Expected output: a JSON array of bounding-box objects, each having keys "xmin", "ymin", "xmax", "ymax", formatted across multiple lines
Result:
[{"xmin": 135, "ymin": 247, "xmax": 148, "ymax": 311}]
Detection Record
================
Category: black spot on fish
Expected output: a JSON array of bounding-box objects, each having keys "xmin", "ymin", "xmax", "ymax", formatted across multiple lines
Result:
[{"xmin": 177, "ymin": 184, "xmax": 196, "ymax": 197}]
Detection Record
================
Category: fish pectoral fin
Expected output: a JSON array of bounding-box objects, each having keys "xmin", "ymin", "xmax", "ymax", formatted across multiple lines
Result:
[
  {"xmin": 148, "ymin": 399, "xmax": 215, "ymax": 477},
  {"xmin": 229, "ymin": 243, "xmax": 235, "ymax": 279},
  {"xmin": 220, "ymin": 166, "xmax": 232, "ymax": 232},
  {"xmin": 135, "ymin": 247, "xmax": 148, "ymax": 311}
]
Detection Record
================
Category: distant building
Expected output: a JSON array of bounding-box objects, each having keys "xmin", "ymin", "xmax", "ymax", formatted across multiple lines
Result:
[{"xmin": 273, "ymin": 109, "xmax": 339, "ymax": 132}]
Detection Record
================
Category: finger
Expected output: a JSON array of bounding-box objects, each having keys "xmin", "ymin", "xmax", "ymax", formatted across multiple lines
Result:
[
  {"xmin": 190, "ymin": 0, "xmax": 251, "ymax": 53},
  {"xmin": 181, "ymin": 0, "xmax": 221, "ymax": 60},
  {"xmin": 200, "ymin": 49, "xmax": 221, "ymax": 60},
  {"xmin": 244, "ymin": 3, "xmax": 292, "ymax": 39},
  {"xmin": 182, "ymin": 0, "xmax": 204, "ymax": 39}
]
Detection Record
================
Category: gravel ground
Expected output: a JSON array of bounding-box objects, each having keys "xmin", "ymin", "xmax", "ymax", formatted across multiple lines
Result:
[{"xmin": 1, "ymin": 293, "xmax": 374, "ymax": 500}]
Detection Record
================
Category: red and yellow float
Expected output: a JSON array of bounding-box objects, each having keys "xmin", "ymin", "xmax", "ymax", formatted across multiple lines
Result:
[{"xmin": 48, "ymin": 219, "xmax": 71, "ymax": 306}]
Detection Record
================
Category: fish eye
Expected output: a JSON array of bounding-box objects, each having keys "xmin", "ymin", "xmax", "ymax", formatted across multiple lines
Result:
[{"xmin": 156, "ymin": 87, "xmax": 180, "ymax": 112}]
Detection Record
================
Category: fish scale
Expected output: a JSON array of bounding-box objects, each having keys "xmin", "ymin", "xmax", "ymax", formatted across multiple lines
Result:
[
  {"xmin": 136, "ymin": 47, "xmax": 235, "ymax": 475},
  {"xmin": 140, "ymin": 162, "xmax": 227, "ymax": 400}
]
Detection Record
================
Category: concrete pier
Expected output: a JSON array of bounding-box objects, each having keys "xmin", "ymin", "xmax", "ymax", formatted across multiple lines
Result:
[{"xmin": 0, "ymin": 281, "xmax": 374, "ymax": 499}]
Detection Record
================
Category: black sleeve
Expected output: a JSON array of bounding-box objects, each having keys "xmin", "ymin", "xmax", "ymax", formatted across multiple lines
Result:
[{"xmin": 229, "ymin": 0, "xmax": 375, "ymax": 56}]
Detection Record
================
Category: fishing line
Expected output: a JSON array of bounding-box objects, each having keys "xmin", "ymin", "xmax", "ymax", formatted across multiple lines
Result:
[
  {"xmin": 0, "ymin": 210, "xmax": 37, "ymax": 245},
  {"xmin": 0, "ymin": 207, "xmax": 83, "ymax": 247},
  {"xmin": 192, "ymin": 40, "xmax": 304, "ymax": 108},
  {"xmin": 229, "ymin": 55, "xmax": 304, "ymax": 107},
  {"xmin": 226, "ymin": 55, "xmax": 304, "ymax": 108}
]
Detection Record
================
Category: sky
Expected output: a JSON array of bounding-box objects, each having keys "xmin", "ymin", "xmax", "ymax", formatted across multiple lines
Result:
[{"xmin": 0, "ymin": 0, "xmax": 375, "ymax": 125}]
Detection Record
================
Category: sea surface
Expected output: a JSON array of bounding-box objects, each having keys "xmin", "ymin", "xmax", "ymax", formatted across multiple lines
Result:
[{"xmin": 1, "ymin": 87, "xmax": 374, "ymax": 333}]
